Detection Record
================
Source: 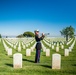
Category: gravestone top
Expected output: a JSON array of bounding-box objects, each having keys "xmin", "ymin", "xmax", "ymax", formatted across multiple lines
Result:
[
  {"xmin": 14, "ymin": 53, "xmax": 22, "ymax": 56},
  {"xmin": 52, "ymin": 53, "xmax": 61, "ymax": 69},
  {"xmin": 13, "ymin": 53, "xmax": 22, "ymax": 68}
]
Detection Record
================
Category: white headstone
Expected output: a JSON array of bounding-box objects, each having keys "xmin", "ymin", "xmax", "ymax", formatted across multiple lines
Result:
[
  {"xmin": 46, "ymin": 49, "xmax": 50, "ymax": 56},
  {"xmin": 23, "ymin": 45, "xmax": 25, "ymax": 49},
  {"xmin": 49, "ymin": 44, "xmax": 51, "ymax": 47},
  {"xmin": 69, "ymin": 47, "xmax": 72, "ymax": 52},
  {"xmin": 64, "ymin": 49, "xmax": 69, "ymax": 56},
  {"xmin": 6, "ymin": 47, "xmax": 9, "ymax": 52},
  {"xmin": 31, "ymin": 47, "xmax": 34, "ymax": 52},
  {"xmin": 18, "ymin": 46, "xmax": 21, "ymax": 52},
  {"xmin": 57, "ymin": 43, "xmax": 59, "ymax": 46},
  {"xmin": 14, "ymin": 45, "xmax": 16, "ymax": 49},
  {"xmin": 13, "ymin": 53, "xmax": 22, "ymax": 68},
  {"xmin": 54, "ymin": 43, "xmax": 56, "ymax": 46},
  {"xmin": 43, "ymin": 47, "xmax": 46, "ymax": 52},
  {"xmin": 26, "ymin": 49, "xmax": 31, "ymax": 56},
  {"xmin": 7, "ymin": 48, "xmax": 12, "ymax": 55},
  {"xmin": 60, "ymin": 43, "xmax": 62, "ymax": 45},
  {"xmin": 26, "ymin": 44, "xmax": 28, "ymax": 48},
  {"xmin": 52, "ymin": 53, "xmax": 61, "ymax": 69},
  {"xmin": 56, "ymin": 46, "xmax": 59, "ymax": 52},
  {"xmin": 61, "ymin": 45, "xmax": 64, "ymax": 49},
  {"xmin": 52, "ymin": 45, "xmax": 54, "ymax": 49}
]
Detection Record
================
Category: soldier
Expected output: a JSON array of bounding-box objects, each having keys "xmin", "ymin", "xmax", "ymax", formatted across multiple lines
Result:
[{"xmin": 34, "ymin": 30, "xmax": 45, "ymax": 63}]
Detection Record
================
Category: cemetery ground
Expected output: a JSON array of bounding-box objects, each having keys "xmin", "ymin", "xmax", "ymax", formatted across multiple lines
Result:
[{"xmin": 0, "ymin": 38, "xmax": 76, "ymax": 75}]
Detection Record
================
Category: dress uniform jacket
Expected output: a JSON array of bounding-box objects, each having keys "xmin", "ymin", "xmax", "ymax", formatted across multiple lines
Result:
[{"xmin": 35, "ymin": 34, "xmax": 44, "ymax": 50}]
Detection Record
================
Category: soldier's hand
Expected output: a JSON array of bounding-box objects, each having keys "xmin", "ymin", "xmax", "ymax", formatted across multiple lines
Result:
[{"xmin": 42, "ymin": 33, "xmax": 45, "ymax": 37}]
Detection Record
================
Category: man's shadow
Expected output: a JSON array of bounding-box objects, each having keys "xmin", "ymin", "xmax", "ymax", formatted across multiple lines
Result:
[
  {"xmin": 41, "ymin": 64, "xmax": 52, "ymax": 69},
  {"xmin": 23, "ymin": 59, "xmax": 35, "ymax": 63}
]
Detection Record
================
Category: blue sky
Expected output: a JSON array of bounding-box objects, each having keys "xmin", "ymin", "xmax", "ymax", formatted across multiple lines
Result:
[{"xmin": 0, "ymin": 0, "xmax": 76, "ymax": 36}]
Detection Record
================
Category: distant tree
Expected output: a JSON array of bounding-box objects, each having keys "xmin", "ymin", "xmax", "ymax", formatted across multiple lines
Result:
[
  {"xmin": 0, "ymin": 34, "xmax": 2, "ymax": 38},
  {"xmin": 16, "ymin": 34, "xmax": 24, "ymax": 38},
  {"xmin": 23, "ymin": 31, "xmax": 34, "ymax": 37},
  {"xmin": 6, "ymin": 36, "xmax": 8, "ymax": 38},
  {"xmin": 60, "ymin": 26, "xmax": 75, "ymax": 42}
]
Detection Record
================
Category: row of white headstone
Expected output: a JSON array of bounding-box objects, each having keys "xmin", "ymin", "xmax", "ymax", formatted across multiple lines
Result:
[
  {"xmin": 5, "ymin": 38, "xmax": 34, "ymax": 47},
  {"xmin": 26, "ymin": 43, "xmax": 36, "ymax": 56},
  {"xmin": 4, "ymin": 38, "xmax": 35, "ymax": 52},
  {"xmin": 2, "ymin": 39, "xmax": 12, "ymax": 55},
  {"xmin": 4, "ymin": 38, "xmax": 18, "ymax": 49},
  {"xmin": 64, "ymin": 40, "xmax": 75, "ymax": 56},
  {"xmin": 42, "ymin": 43, "xmax": 63, "ymax": 56},
  {"xmin": 4, "ymin": 38, "xmax": 18, "ymax": 50},
  {"xmin": 41, "ymin": 42, "xmax": 50, "ymax": 56},
  {"xmin": 44, "ymin": 38, "xmax": 65, "ymax": 45},
  {"xmin": 21, "ymin": 38, "xmax": 35, "ymax": 46},
  {"xmin": 68, "ymin": 38, "xmax": 71, "ymax": 41},
  {"xmin": 2, "ymin": 38, "xmax": 75, "ymax": 69},
  {"xmin": 2, "ymin": 38, "xmax": 36, "ymax": 57},
  {"xmin": 13, "ymin": 40, "xmax": 76, "ymax": 69},
  {"xmin": 67, "ymin": 38, "xmax": 73, "ymax": 45},
  {"xmin": 3, "ymin": 38, "xmax": 36, "ymax": 56},
  {"xmin": 43, "ymin": 38, "xmax": 64, "ymax": 47},
  {"xmin": 42, "ymin": 41, "xmax": 63, "ymax": 56},
  {"xmin": 14, "ymin": 42, "xmax": 18, "ymax": 49},
  {"xmin": 13, "ymin": 53, "xmax": 61, "ymax": 69},
  {"xmin": 43, "ymin": 39, "xmax": 50, "ymax": 47},
  {"xmin": 42, "ymin": 38, "xmax": 75, "ymax": 57},
  {"xmin": 42, "ymin": 40, "xmax": 64, "ymax": 52},
  {"xmin": 22, "ymin": 39, "xmax": 35, "ymax": 49},
  {"xmin": 4, "ymin": 39, "xmax": 14, "ymax": 47}
]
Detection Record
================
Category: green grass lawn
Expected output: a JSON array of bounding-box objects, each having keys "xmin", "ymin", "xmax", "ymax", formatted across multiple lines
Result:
[{"xmin": 0, "ymin": 38, "xmax": 76, "ymax": 75}]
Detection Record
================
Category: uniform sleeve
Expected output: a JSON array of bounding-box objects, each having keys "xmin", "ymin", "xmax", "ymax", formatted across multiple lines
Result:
[
  {"xmin": 35, "ymin": 34, "xmax": 45, "ymax": 41},
  {"xmin": 39, "ymin": 35, "xmax": 45, "ymax": 40}
]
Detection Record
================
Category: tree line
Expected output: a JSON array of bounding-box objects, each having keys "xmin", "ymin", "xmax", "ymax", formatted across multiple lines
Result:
[
  {"xmin": 11, "ymin": 25, "xmax": 76, "ymax": 43},
  {"xmin": 17, "ymin": 31, "xmax": 35, "ymax": 38},
  {"xmin": 60, "ymin": 26, "xmax": 75, "ymax": 42},
  {"xmin": 0, "ymin": 34, "xmax": 2, "ymax": 38}
]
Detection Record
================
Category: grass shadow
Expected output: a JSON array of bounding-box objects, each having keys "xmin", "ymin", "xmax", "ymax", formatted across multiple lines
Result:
[
  {"xmin": 5, "ymin": 53, "xmax": 7, "ymax": 55},
  {"xmin": 23, "ymin": 59, "xmax": 35, "ymax": 63},
  {"xmin": 5, "ymin": 63, "xmax": 13, "ymax": 67},
  {"xmin": 61, "ymin": 54, "xmax": 64, "ymax": 56},
  {"xmin": 10, "ymin": 57, "xmax": 13, "ymax": 58},
  {"xmin": 41, "ymin": 64, "xmax": 52, "ymax": 69},
  {"xmin": 72, "ymin": 64, "xmax": 76, "ymax": 66},
  {"xmin": 42, "ymin": 55, "xmax": 46, "ymax": 56}
]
